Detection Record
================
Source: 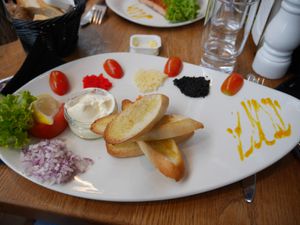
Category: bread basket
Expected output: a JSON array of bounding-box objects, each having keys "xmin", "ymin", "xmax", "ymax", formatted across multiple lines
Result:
[{"xmin": 12, "ymin": 0, "xmax": 86, "ymax": 57}]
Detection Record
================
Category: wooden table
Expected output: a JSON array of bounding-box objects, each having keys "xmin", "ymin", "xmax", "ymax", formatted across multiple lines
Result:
[{"xmin": 1, "ymin": 1, "xmax": 299, "ymax": 225}]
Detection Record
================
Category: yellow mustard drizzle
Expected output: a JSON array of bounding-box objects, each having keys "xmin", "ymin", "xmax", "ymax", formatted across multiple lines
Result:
[
  {"xmin": 261, "ymin": 98, "xmax": 291, "ymax": 139},
  {"xmin": 227, "ymin": 98, "xmax": 292, "ymax": 161},
  {"xmin": 127, "ymin": 4, "xmax": 153, "ymax": 19}
]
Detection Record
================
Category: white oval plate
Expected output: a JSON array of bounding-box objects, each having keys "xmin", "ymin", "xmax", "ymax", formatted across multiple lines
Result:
[
  {"xmin": 1, "ymin": 53, "xmax": 300, "ymax": 202},
  {"xmin": 106, "ymin": 0, "xmax": 207, "ymax": 28}
]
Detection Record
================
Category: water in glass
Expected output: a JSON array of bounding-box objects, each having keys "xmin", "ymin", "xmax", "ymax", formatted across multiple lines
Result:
[{"xmin": 201, "ymin": 0, "xmax": 258, "ymax": 73}]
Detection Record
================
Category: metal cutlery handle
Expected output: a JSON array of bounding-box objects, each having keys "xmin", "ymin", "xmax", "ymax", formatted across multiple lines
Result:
[
  {"xmin": 240, "ymin": 74, "xmax": 262, "ymax": 203},
  {"xmin": 241, "ymin": 174, "xmax": 256, "ymax": 203},
  {"xmin": 0, "ymin": 76, "xmax": 13, "ymax": 92}
]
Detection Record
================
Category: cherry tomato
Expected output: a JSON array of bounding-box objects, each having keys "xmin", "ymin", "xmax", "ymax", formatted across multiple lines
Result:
[
  {"xmin": 164, "ymin": 56, "xmax": 183, "ymax": 77},
  {"xmin": 221, "ymin": 72, "xmax": 244, "ymax": 96},
  {"xmin": 103, "ymin": 59, "xmax": 124, "ymax": 79},
  {"xmin": 49, "ymin": 70, "xmax": 70, "ymax": 96},
  {"xmin": 29, "ymin": 104, "xmax": 68, "ymax": 139}
]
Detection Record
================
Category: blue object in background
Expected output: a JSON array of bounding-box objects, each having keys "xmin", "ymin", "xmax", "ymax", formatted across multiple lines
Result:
[{"xmin": 35, "ymin": 220, "xmax": 60, "ymax": 225}]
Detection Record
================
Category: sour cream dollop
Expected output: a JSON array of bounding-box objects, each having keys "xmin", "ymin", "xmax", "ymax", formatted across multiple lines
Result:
[{"xmin": 64, "ymin": 88, "xmax": 116, "ymax": 139}]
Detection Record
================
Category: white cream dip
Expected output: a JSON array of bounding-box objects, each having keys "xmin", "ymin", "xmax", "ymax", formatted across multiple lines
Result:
[
  {"xmin": 64, "ymin": 88, "xmax": 116, "ymax": 139},
  {"xmin": 67, "ymin": 93, "xmax": 113, "ymax": 123}
]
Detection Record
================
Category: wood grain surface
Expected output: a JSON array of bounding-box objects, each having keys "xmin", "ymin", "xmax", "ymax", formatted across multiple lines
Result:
[{"xmin": 0, "ymin": 1, "xmax": 299, "ymax": 225}]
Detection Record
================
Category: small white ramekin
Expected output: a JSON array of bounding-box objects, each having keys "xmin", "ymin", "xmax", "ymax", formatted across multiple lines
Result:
[{"xmin": 129, "ymin": 34, "xmax": 162, "ymax": 56}]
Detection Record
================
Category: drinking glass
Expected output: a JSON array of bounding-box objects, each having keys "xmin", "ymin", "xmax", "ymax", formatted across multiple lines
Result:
[{"xmin": 200, "ymin": 0, "xmax": 259, "ymax": 73}]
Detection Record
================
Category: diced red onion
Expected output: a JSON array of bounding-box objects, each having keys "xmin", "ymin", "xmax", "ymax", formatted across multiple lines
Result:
[{"xmin": 21, "ymin": 139, "xmax": 93, "ymax": 184}]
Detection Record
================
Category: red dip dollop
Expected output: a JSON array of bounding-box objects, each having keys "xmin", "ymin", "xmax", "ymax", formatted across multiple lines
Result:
[
  {"xmin": 21, "ymin": 139, "xmax": 93, "ymax": 184},
  {"xmin": 83, "ymin": 74, "xmax": 112, "ymax": 90}
]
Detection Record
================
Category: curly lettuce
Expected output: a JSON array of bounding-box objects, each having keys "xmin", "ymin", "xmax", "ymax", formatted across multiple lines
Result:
[
  {"xmin": 0, "ymin": 91, "xmax": 36, "ymax": 149},
  {"xmin": 164, "ymin": 0, "xmax": 200, "ymax": 23}
]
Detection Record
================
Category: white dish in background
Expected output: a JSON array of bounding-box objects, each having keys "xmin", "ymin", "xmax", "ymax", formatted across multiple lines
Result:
[
  {"xmin": 0, "ymin": 53, "xmax": 300, "ymax": 202},
  {"xmin": 106, "ymin": 0, "xmax": 208, "ymax": 28},
  {"xmin": 130, "ymin": 34, "xmax": 161, "ymax": 55}
]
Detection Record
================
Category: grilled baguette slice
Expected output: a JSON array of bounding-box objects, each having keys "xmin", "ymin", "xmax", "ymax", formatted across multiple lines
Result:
[
  {"xmin": 121, "ymin": 99, "xmax": 133, "ymax": 111},
  {"xmin": 90, "ymin": 99, "xmax": 132, "ymax": 136},
  {"xmin": 104, "ymin": 94, "xmax": 169, "ymax": 144},
  {"xmin": 17, "ymin": 0, "xmax": 63, "ymax": 19},
  {"xmin": 137, "ymin": 139, "xmax": 185, "ymax": 181},
  {"xmin": 106, "ymin": 141, "xmax": 143, "ymax": 158},
  {"xmin": 106, "ymin": 132, "xmax": 194, "ymax": 158},
  {"xmin": 90, "ymin": 114, "xmax": 117, "ymax": 136},
  {"xmin": 137, "ymin": 114, "xmax": 203, "ymax": 141},
  {"xmin": 91, "ymin": 113, "xmax": 202, "ymax": 139}
]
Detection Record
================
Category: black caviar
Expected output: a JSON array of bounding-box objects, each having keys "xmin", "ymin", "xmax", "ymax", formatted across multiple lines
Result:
[{"xmin": 173, "ymin": 76, "xmax": 210, "ymax": 98}]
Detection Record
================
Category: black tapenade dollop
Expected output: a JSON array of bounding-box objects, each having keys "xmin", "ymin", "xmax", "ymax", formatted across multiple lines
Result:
[{"xmin": 173, "ymin": 76, "xmax": 210, "ymax": 98}]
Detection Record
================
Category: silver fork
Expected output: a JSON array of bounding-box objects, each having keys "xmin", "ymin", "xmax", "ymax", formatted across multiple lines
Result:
[
  {"xmin": 246, "ymin": 74, "xmax": 265, "ymax": 86},
  {"xmin": 90, "ymin": 3, "xmax": 107, "ymax": 25},
  {"xmin": 241, "ymin": 74, "xmax": 265, "ymax": 203},
  {"xmin": 80, "ymin": 1, "xmax": 107, "ymax": 27}
]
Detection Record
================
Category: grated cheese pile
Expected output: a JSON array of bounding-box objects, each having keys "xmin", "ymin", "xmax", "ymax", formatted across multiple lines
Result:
[{"xmin": 133, "ymin": 69, "xmax": 167, "ymax": 93}]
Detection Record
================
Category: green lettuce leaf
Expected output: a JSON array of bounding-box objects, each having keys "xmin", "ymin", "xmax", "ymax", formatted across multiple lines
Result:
[
  {"xmin": 0, "ymin": 91, "xmax": 36, "ymax": 149},
  {"xmin": 164, "ymin": 0, "xmax": 200, "ymax": 23}
]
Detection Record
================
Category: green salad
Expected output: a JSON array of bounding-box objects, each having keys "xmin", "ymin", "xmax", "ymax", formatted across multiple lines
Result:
[
  {"xmin": 0, "ymin": 91, "xmax": 36, "ymax": 149},
  {"xmin": 164, "ymin": 0, "xmax": 200, "ymax": 23}
]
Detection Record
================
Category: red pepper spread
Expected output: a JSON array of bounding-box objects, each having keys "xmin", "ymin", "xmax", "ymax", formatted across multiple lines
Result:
[{"xmin": 83, "ymin": 74, "xmax": 112, "ymax": 91}]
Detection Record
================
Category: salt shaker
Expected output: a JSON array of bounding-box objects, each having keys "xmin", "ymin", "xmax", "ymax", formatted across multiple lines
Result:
[{"xmin": 252, "ymin": 0, "xmax": 300, "ymax": 79}]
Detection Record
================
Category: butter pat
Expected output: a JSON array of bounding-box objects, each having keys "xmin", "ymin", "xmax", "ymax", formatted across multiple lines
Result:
[{"xmin": 130, "ymin": 35, "xmax": 161, "ymax": 55}]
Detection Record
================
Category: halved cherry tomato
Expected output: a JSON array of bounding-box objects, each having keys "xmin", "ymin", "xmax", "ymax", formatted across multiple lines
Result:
[
  {"xmin": 103, "ymin": 59, "xmax": 124, "ymax": 79},
  {"xmin": 49, "ymin": 70, "xmax": 70, "ymax": 96},
  {"xmin": 29, "ymin": 104, "xmax": 68, "ymax": 139},
  {"xmin": 221, "ymin": 72, "xmax": 244, "ymax": 96},
  {"xmin": 164, "ymin": 56, "xmax": 183, "ymax": 77}
]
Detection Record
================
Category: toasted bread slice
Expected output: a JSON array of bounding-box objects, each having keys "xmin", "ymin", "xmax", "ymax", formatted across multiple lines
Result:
[
  {"xmin": 106, "ymin": 141, "xmax": 143, "ymax": 158},
  {"xmin": 137, "ymin": 139, "xmax": 185, "ymax": 181},
  {"xmin": 121, "ymin": 99, "xmax": 134, "ymax": 111},
  {"xmin": 90, "ymin": 114, "xmax": 117, "ymax": 136},
  {"xmin": 17, "ymin": 0, "xmax": 63, "ymax": 19},
  {"xmin": 106, "ymin": 132, "xmax": 194, "ymax": 158},
  {"xmin": 104, "ymin": 94, "xmax": 169, "ymax": 144},
  {"xmin": 91, "ymin": 113, "xmax": 202, "ymax": 140},
  {"xmin": 90, "ymin": 99, "xmax": 132, "ymax": 135},
  {"xmin": 137, "ymin": 115, "xmax": 203, "ymax": 141}
]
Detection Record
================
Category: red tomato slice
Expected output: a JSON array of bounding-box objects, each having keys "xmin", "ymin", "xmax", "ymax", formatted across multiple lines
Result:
[
  {"xmin": 103, "ymin": 59, "xmax": 124, "ymax": 79},
  {"xmin": 164, "ymin": 56, "xmax": 183, "ymax": 77},
  {"xmin": 29, "ymin": 104, "xmax": 68, "ymax": 139},
  {"xmin": 49, "ymin": 70, "xmax": 70, "ymax": 96},
  {"xmin": 221, "ymin": 72, "xmax": 244, "ymax": 96}
]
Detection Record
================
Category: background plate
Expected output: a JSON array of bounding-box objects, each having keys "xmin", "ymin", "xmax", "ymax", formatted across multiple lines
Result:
[
  {"xmin": 106, "ymin": 0, "xmax": 207, "ymax": 28},
  {"xmin": 1, "ymin": 53, "xmax": 300, "ymax": 202}
]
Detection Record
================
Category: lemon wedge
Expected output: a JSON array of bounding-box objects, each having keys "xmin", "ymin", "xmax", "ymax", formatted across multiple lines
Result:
[{"xmin": 32, "ymin": 94, "xmax": 60, "ymax": 125}]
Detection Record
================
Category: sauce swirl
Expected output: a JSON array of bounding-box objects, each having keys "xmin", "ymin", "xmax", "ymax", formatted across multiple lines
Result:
[
  {"xmin": 127, "ymin": 4, "xmax": 153, "ymax": 19},
  {"xmin": 227, "ymin": 98, "xmax": 291, "ymax": 161}
]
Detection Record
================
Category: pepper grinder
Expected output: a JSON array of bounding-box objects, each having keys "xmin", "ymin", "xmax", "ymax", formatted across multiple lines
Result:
[{"xmin": 252, "ymin": 0, "xmax": 300, "ymax": 79}]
